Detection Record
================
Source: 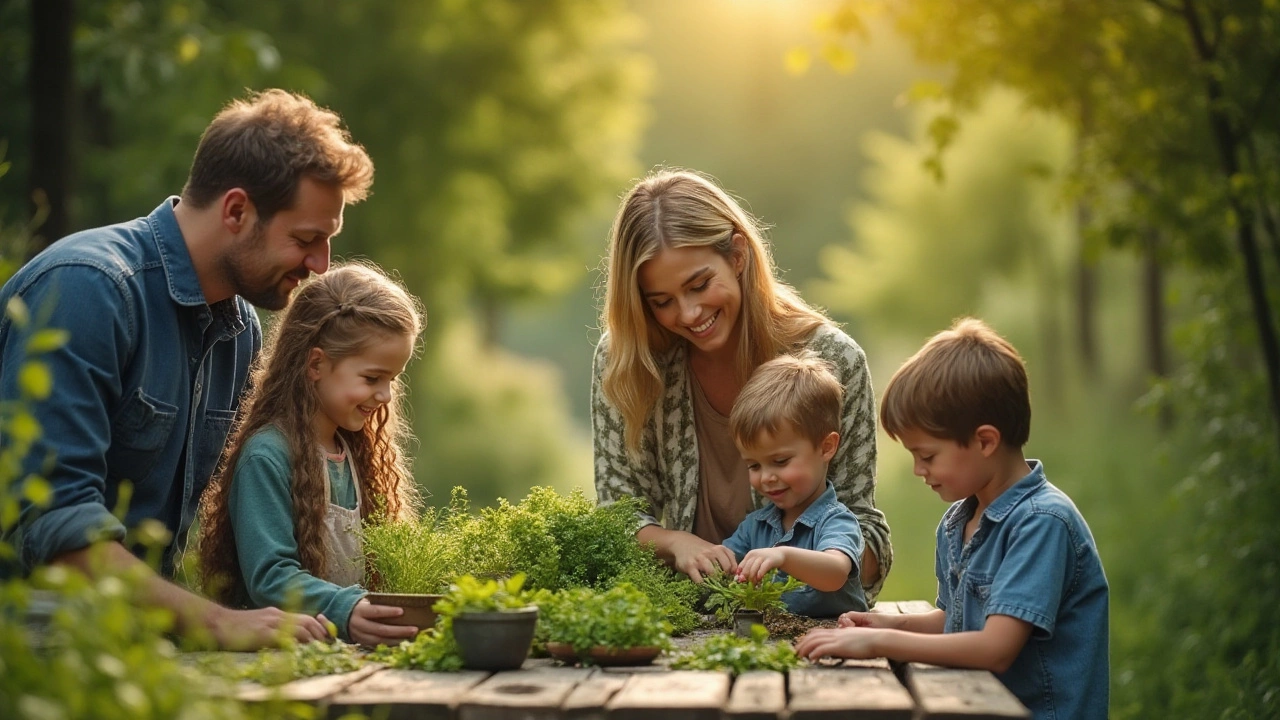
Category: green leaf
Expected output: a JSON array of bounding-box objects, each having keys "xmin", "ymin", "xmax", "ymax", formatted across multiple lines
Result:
[
  {"xmin": 9, "ymin": 411, "xmax": 40, "ymax": 444},
  {"xmin": 26, "ymin": 329, "xmax": 69, "ymax": 354},
  {"xmin": 23, "ymin": 477, "xmax": 53, "ymax": 508},
  {"xmin": 18, "ymin": 362, "xmax": 53, "ymax": 400},
  {"xmin": 5, "ymin": 297, "xmax": 30, "ymax": 328}
]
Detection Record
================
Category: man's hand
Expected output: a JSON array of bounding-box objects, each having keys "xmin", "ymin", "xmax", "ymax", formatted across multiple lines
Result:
[
  {"xmin": 347, "ymin": 598, "xmax": 420, "ymax": 647},
  {"xmin": 206, "ymin": 605, "xmax": 331, "ymax": 650}
]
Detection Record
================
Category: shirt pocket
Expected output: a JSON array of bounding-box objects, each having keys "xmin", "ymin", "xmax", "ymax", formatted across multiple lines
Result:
[
  {"xmin": 107, "ymin": 388, "xmax": 179, "ymax": 483},
  {"xmin": 962, "ymin": 571, "xmax": 995, "ymax": 628},
  {"xmin": 194, "ymin": 409, "xmax": 237, "ymax": 489}
]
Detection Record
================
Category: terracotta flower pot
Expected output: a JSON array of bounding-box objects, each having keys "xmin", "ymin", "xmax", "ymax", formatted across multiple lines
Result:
[
  {"xmin": 364, "ymin": 593, "xmax": 443, "ymax": 634},
  {"xmin": 733, "ymin": 609, "xmax": 766, "ymax": 638},
  {"xmin": 452, "ymin": 607, "xmax": 539, "ymax": 670}
]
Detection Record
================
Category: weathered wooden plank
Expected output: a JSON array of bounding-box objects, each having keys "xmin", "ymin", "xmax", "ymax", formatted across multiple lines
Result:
[
  {"xmin": 897, "ymin": 600, "xmax": 937, "ymax": 615},
  {"xmin": 871, "ymin": 600, "xmax": 903, "ymax": 614},
  {"xmin": 560, "ymin": 673, "xmax": 628, "ymax": 720},
  {"xmin": 606, "ymin": 670, "xmax": 731, "ymax": 720},
  {"xmin": 327, "ymin": 667, "xmax": 489, "ymax": 720},
  {"xmin": 787, "ymin": 667, "xmax": 915, "ymax": 720},
  {"xmin": 904, "ymin": 665, "xmax": 1030, "ymax": 719},
  {"xmin": 724, "ymin": 670, "xmax": 785, "ymax": 720},
  {"xmin": 458, "ymin": 668, "xmax": 588, "ymax": 720},
  {"xmin": 235, "ymin": 663, "xmax": 380, "ymax": 703},
  {"xmin": 839, "ymin": 657, "xmax": 893, "ymax": 670}
]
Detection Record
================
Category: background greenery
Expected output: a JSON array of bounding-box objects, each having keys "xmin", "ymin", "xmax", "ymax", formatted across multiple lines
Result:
[{"xmin": 2, "ymin": 0, "xmax": 1277, "ymax": 717}]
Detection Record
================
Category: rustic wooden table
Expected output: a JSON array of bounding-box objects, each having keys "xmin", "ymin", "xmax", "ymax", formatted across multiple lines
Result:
[{"xmin": 228, "ymin": 600, "xmax": 1030, "ymax": 719}]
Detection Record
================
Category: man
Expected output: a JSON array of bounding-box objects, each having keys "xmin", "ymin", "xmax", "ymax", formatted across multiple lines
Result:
[{"xmin": 0, "ymin": 89, "xmax": 374, "ymax": 649}]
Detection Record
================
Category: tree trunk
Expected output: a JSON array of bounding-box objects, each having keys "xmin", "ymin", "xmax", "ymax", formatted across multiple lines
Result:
[
  {"xmin": 1182, "ymin": 0, "xmax": 1280, "ymax": 444},
  {"xmin": 27, "ymin": 0, "xmax": 75, "ymax": 257}
]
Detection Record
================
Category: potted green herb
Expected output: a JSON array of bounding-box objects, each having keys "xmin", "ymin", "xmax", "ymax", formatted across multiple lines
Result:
[
  {"xmin": 438, "ymin": 573, "xmax": 538, "ymax": 670},
  {"xmin": 361, "ymin": 509, "xmax": 457, "ymax": 633},
  {"xmin": 703, "ymin": 570, "xmax": 806, "ymax": 637},
  {"xmin": 537, "ymin": 583, "xmax": 672, "ymax": 666}
]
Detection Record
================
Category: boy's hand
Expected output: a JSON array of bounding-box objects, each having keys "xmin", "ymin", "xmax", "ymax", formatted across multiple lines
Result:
[
  {"xmin": 735, "ymin": 547, "xmax": 787, "ymax": 584},
  {"xmin": 348, "ymin": 598, "xmax": 420, "ymax": 647},
  {"xmin": 838, "ymin": 610, "xmax": 899, "ymax": 629},
  {"xmin": 794, "ymin": 626, "xmax": 879, "ymax": 661}
]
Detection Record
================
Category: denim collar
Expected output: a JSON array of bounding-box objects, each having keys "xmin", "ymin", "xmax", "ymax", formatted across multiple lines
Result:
[
  {"xmin": 945, "ymin": 460, "xmax": 1046, "ymax": 530},
  {"xmin": 760, "ymin": 481, "xmax": 839, "ymax": 532},
  {"xmin": 148, "ymin": 197, "xmax": 247, "ymax": 337}
]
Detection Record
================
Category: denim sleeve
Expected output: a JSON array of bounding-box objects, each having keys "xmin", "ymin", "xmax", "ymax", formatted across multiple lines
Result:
[
  {"xmin": 934, "ymin": 518, "xmax": 949, "ymax": 611},
  {"xmin": 229, "ymin": 438, "xmax": 364, "ymax": 641},
  {"xmin": 813, "ymin": 508, "xmax": 864, "ymax": 578},
  {"xmin": 2, "ymin": 266, "xmax": 133, "ymax": 571},
  {"xmin": 986, "ymin": 510, "xmax": 1074, "ymax": 638}
]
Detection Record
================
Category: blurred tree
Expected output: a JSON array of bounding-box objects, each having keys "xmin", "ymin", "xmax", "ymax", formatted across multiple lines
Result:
[
  {"xmin": 226, "ymin": 0, "xmax": 649, "ymax": 342},
  {"xmin": 809, "ymin": 0, "xmax": 1280, "ymax": 440},
  {"xmin": 813, "ymin": 88, "xmax": 1074, "ymax": 402}
]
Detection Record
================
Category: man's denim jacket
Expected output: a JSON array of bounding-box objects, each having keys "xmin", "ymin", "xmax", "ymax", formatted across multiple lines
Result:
[{"xmin": 0, "ymin": 198, "xmax": 260, "ymax": 575}]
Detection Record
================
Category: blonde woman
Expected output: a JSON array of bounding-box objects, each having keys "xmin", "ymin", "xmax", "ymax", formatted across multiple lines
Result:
[{"xmin": 592, "ymin": 169, "xmax": 892, "ymax": 601}]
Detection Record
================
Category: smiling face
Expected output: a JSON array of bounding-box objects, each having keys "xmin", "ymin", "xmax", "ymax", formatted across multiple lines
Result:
[
  {"xmin": 637, "ymin": 241, "xmax": 745, "ymax": 359},
  {"xmin": 308, "ymin": 330, "xmax": 415, "ymax": 449},
  {"xmin": 738, "ymin": 423, "xmax": 838, "ymax": 527},
  {"xmin": 223, "ymin": 176, "xmax": 345, "ymax": 310}
]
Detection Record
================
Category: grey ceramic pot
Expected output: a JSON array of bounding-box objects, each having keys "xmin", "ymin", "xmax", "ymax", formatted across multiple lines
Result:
[
  {"xmin": 733, "ymin": 609, "xmax": 766, "ymax": 638},
  {"xmin": 451, "ymin": 606, "xmax": 540, "ymax": 670}
]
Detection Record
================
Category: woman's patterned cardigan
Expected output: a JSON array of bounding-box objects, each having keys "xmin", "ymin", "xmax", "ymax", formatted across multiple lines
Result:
[{"xmin": 591, "ymin": 322, "xmax": 893, "ymax": 601}]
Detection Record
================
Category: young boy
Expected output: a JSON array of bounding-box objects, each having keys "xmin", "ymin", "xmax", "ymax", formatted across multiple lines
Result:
[
  {"xmin": 716, "ymin": 353, "xmax": 868, "ymax": 617},
  {"xmin": 795, "ymin": 318, "xmax": 1108, "ymax": 719}
]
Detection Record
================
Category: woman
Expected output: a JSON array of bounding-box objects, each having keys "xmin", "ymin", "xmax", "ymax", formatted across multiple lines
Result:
[{"xmin": 592, "ymin": 169, "xmax": 892, "ymax": 600}]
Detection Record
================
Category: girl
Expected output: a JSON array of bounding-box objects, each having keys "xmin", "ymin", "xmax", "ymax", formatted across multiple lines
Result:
[
  {"xmin": 592, "ymin": 168, "xmax": 893, "ymax": 600},
  {"xmin": 198, "ymin": 262, "xmax": 424, "ymax": 646}
]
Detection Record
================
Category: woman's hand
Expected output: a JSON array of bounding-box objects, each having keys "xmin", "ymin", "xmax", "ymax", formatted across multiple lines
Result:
[
  {"xmin": 347, "ymin": 598, "xmax": 420, "ymax": 647},
  {"xmin": 637, "ymin": 526, "xmax": 738, "ymax": 583}
]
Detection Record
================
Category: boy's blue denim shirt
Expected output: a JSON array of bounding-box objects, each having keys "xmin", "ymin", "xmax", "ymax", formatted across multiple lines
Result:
[
  {"xmin": 0, "ymin": 198, "xmax": 260, "ymax": 576},
  {"xmin": 723, "ymin": 481, "xmax": 868, "ymax": 617},
  {"xmin": 935, "ymin": 461, "xmax": 1109, "ymax": 720}
]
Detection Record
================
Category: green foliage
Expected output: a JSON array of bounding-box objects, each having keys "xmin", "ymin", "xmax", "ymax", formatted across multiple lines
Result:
[
  {"xmin": 433, "ymin": 574, "xmax": 532, "ymax": 616},
  {"xmin": 1110, "ymin": 275, "xmax": 1280, "ymax": 719},
  {"xmin": 607, "ymin": 554, "xmax": 702, "ymax": 636},
  {"xmin": 535, "ymin": 583, "xmax": 672, "ymax": 657},
  {"xmin": 368, "ymin": 621, "xmax": 463, "ymax": 673},
  {"xmin": 702, "ymin": 571, "xmax": 805, "ymax": 621},
  {"xmin": 669, "ymin": 624, "xmax": 803, "ymax": 675},
  {"xmin": 360, "ymin": 504, "xmax": 458, "ymax": 595},
  {"xmin": 219, "ymin": 640, "xmax": 366, "ymax": 687}
]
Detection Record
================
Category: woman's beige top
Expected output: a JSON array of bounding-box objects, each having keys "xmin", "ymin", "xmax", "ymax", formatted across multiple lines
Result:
[{"xmin": 689, "ymin": 369, "xmax": 753, "ymax": 544}]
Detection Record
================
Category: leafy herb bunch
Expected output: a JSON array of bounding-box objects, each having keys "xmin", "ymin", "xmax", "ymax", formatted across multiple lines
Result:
[
  {"xmin": 670, "ymin": 624, "xmax": 804, "ymax": 675},
  {"xmin": 703, "ymin": 570, "xmax": 806, "ymax": 621},
  {"xmin": 535, "ymin": 583, "xmax": 672, "ymax": 658}
]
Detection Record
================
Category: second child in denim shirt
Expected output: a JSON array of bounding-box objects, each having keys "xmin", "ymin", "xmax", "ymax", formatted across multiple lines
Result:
[
  {"xmin": 796, "ymin": 318, "xmax": 1108, "ymax": 720},
  {"xmin": 716, "ymin": 353, "xmax": 868, "ymax": 617}
]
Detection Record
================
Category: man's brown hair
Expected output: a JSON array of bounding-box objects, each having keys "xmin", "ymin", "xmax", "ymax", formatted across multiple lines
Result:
[
  {"xmin": 880, "ymin": 317, "xmax": 1030, "ymax": 448},
  {"xmin": 730, "ymin": 352, "xmax": 844, "ymax": 449},
  {"xmin": 182, "ymin": 89, "xmax": 373, "ymax": 220}
]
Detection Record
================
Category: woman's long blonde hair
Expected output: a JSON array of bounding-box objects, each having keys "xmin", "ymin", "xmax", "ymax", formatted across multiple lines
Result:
[
  {"xmin": 198, "ymin": 261, "xmax": 424, "ymax": 605},
  {"xmin": 599, "ymin": 169, "xmax": 828, "ymax": 456}
]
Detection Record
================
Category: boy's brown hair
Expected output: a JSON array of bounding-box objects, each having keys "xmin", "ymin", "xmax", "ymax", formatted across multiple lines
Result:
[
  {"xmin": 730, "ymin": 352, "xmax": 844, "ymax": 449},
  {"xmin": 182, "ymin": 89, "xmax": 374, "ymax": 221},
  {"xmin": 880, "ymin": 317, "xmax": 1030, "ymax": 448}
]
